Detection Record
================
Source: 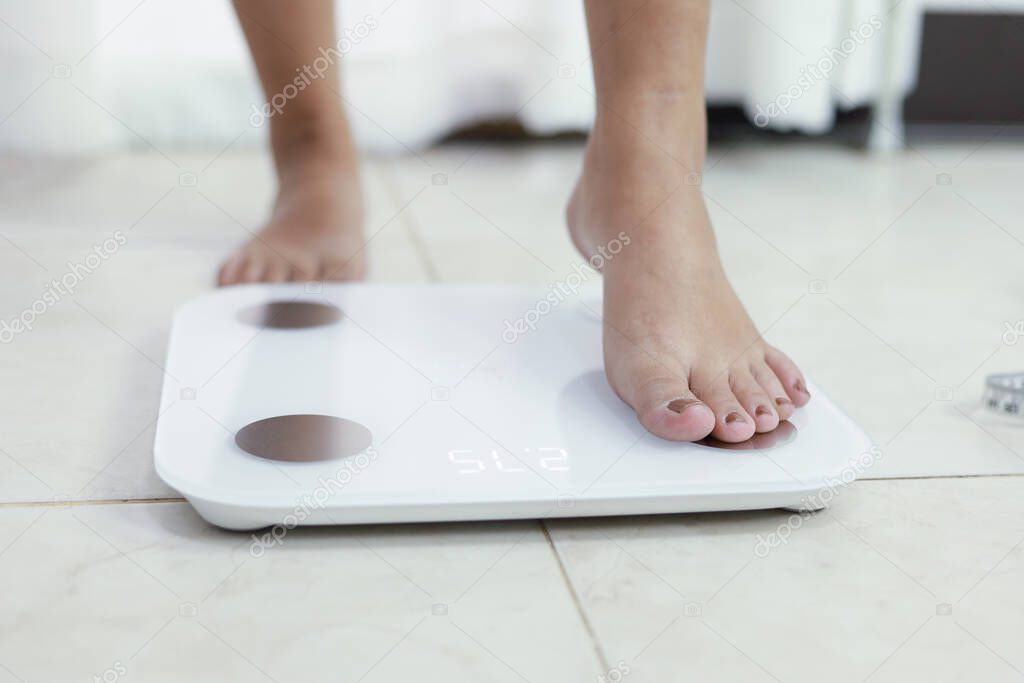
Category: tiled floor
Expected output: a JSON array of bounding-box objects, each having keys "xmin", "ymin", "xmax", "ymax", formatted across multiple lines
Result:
[{"xmin": 2, "ymin": 138, "xmax": 1024, "ymax": 682}]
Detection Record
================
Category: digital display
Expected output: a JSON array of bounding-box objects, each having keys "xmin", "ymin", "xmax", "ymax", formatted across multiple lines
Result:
[{"xmin": 448, "ymin": 448, "xmax": 569, "ymax": 474}]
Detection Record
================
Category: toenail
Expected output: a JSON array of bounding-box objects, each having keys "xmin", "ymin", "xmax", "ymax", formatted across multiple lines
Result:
[
  {"xmin": 725, "ymin": 411, "xmax": 745, "ymax": 424},
  {"xmin": 794, "ymin": 379, "xmax": 809, "ymax": 396},
  {"xmin": 775, "ymin": 397, "xmax": 791, "ymax": 407},
  {"xmin": 667, "ymin": 398, "xmax": 702, "ymax": 414},
  {"xmin": 755, "ymin": 405, "xmax": 772, "ymax": 417}
]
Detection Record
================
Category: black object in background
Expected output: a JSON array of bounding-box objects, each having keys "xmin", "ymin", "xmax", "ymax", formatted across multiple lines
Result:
[{"xmin": 905, "ymin": 12, "xmax": 1024, "ymax": 124}]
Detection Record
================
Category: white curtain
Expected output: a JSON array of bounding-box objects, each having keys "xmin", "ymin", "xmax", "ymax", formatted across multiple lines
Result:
[{"xmin": 0, "ymin": 0, "xmax": 922, "ymax": 155}]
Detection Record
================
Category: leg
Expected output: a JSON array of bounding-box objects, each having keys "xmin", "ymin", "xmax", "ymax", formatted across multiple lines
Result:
[
  {"xmin": 571, "ymin": 0, "xmax": 810, "ymax": 442},
  {"xmin": 219, "ymin": 0, "xmax": 365, "ymax": 285}
]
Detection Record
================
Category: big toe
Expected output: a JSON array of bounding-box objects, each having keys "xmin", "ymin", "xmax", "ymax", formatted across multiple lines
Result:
[
  {"xmin": 218, "ymin": 253, "xmax": 248, "ymax": 286},
  {"xmin": 615, "ymin": 365, "xmax": 716, "ymax": 441}
]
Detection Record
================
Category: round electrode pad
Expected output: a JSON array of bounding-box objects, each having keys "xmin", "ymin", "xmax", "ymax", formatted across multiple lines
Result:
[
  {"xmin": 235, "ymin": 414, "xmax": 373, "ymax": 462},
  {"xmin": 237, "ymin": 301, "xmax": 342, "ymax": 329},
  {"xmin": 698, "ymin": 420, "xmax": 797, "ymax": 451}
]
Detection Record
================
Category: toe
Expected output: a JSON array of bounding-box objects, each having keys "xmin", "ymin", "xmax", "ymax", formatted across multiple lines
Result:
[
  {"xmin": 750, "ymin": 360, "xmax": 795, "ymax": 421},
  {"xmin": 265, "ymin": 259, "xmax": 290, "ymax": 283},
  {"xmin": 321, "ymin": 257, "xmax": 364, "ymax": 282},
  {"xmin": 765, "ymin": 346, "xmax": 811, "ymax": 407},
  {"xmin": 240, "ymin": 252, "xmax": 267, "ymax": 283},
  {"xmin": 731, "ymin": 369, "xmax": 779, "ymax": 433},
  {"xmin": 693, "ymin": 372, "xmax": 756, "ymax": 443},
  {"xmin": 218, "ymin": 254, "xmax": 245, "ymax": 287},
  {"xmin": 624, "ymin": 372, "xmax": 716, "ymax": 442},
  {"xmin": 288, "ymin": 255, "xmax": 318, "ymax": 282}
]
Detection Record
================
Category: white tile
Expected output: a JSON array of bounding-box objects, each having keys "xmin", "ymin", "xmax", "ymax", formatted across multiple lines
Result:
[
  {"xmin": 828, "ymin": 188, "xmax": 1016, "ymax": 387},
  {"xmin": 903, "ymin": 135, "xmax": 1024, "ymax": 173},
  {"xmin": 0, "ymin": 506, "xmax": 179, "ymax": 683},
  {"xmin": 956, "ymin": 536, "xmax": 1024, "ymax": 676},
  {"xmin": 837, "ymin": 476, "xmax": 1024, "ymax": 681},
  {"xmin": 0, "ymin": 282, "xmax": 174, "ymax": 501},
  {"xmin": 827, "ymin": 477, "xmax": 1024, "ymax": 600},
  {"xmin": 546, "ymin": 476, "xmax": 1024, "ymax": 683},
  {"xmin": 702, "ymin": 142, "xmax": 936, "ymax": 279},
  {"xmin": 384, "ymin": 142, "xmax": 584, "ymax": 283},
  {"xmin": 0, "ymin": 502, "xmax": 601, "ymax": 683},
  {"xmin": 864, "ymin": 617, "xmax": 1024, "ymax": 683}
]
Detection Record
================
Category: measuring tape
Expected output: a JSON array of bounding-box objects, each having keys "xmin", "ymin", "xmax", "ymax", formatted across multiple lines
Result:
[{"xmin": 984, "ymin": 373, "xmax": 1024, "ymax": 416}]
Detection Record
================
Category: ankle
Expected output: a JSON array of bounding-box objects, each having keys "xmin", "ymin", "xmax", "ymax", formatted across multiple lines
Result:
[
  {"xmin": 591, "ymin": 90, "xmax": 707, "ymax": 173},
  {"xmin": 584, "ymin": 128, "xmax": 706, "ymax": 192},
  {"xmin": 271, "ymin": 107, "xmax": 356, "ymax": 173}
]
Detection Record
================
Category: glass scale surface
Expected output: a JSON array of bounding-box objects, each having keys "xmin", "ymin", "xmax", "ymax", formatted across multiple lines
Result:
[{"xmin": 154, "ymin": 284, "xmax": 870, "ymax": 530}]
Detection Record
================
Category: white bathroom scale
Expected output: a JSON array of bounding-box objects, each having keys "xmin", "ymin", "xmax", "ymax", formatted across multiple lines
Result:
[{"xmin": 154, "ymin": 284, "xmax": 871, "ymax": 530}]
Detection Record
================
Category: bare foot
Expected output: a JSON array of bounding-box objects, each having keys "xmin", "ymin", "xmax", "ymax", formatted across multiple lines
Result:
[
  {"xmin": 218, "ymin": 144, "xmax": 365, "ymax": 285},
  {"xmin": 567, "ymin": 127, "xmax": 810, "ymax": 443}
]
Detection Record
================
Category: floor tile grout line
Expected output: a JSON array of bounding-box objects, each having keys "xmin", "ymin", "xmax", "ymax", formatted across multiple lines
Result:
[
  {"xmin": 6, "ymin": 471, "xmax": 1024, "ymax": 511},
  {"xmin": 0, "ymin": 497, "xmax": 186, "ymax": 510},
  {"xmin": 540, "ymin": 521, "xmax": 612, "ymax": 676},
  {"xmin": 374, "ymin": 159, "xmax": 441, "ymax": 283},
  {"xmin": 862, "ymin": 472, "xmax": 1024, "ymax": 481}
]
